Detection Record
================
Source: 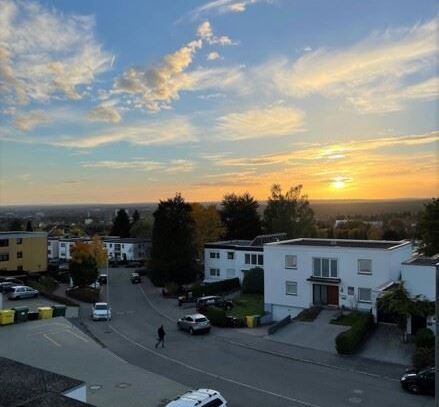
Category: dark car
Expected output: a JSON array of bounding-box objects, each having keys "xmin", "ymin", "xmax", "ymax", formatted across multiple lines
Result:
[
  {"xmin": 0, "ymin": 282, "xmax": 20, "ymax": 293},
  {"xmin": 130, "ymin": 272, "xmax": 141, "ymax": 284},
  {"xmin": 98, "ymin": 274, "xmax": 108, "ymax": 285},
  {"xmin": 196, "ymin": 296, "xmax": 233, "ymax": 312},
  {"xmin": 400, "ymin": 367, "xmax": 435, "ymax": 395}
]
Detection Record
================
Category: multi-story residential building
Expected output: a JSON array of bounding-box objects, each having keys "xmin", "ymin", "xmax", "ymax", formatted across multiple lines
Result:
[
  {"xmin": 0, "ymin": 231, "xmax": 48, "ymax": 273},
  {"xmin": 263, "ymin": 238, "xmax": 413, "ymax": 321},
  {"xmin": 47, "ymin": 237, "xmax": 60, "ymax": 260},
  {"xmin": 57, "ymin": 237, "xmax": 91, "ymax": 262},
  {"xmin": 204, "ymin": 233, "xmax": 286, "ymax": 283},
  {"xmin": 103, "ymin": 238, "xmax": 149, "ymax": 262}
]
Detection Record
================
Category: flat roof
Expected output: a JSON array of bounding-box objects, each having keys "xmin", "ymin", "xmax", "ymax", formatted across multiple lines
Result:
[
  {"xmin": 205, "ymin": 233, "xmax": 287, "ymax": 250},
  {"xmin": 0, "ymin": 357, "xmax": 91, "ymax": 407},
  {"xmin": 0, "ymin": 231, "xmax": 47, "ymax": 238},
  {"xmin": 270, "ymin": 238, "xmax": 410, "ymax": 250},
  {"xmin": 103, "ymin": 238, "xmax": 148, "ymax": 243},
  {"xmin": 402, "ymin": 255, "xmax": 439, "ymax": 267}
]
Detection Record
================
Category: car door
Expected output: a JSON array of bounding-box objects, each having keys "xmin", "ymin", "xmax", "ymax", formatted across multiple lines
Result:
[
  {"xmin": 26, "ymin": 288, "xmax": 35, "ymax": 298},
  {"xmin": 185, "ymin": 316, "xmax": 194, "ymax": 330},
  {"xmin": 16, "ymin": 287, "xmax": 25, "ymax": 298},
  {"xmin": 423, "ymin": 371, "xmax": 435, "ymax": 395}
]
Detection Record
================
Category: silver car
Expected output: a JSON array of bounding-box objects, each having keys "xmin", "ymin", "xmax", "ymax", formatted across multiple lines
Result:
[
  {"xmin": 177, "ymin": 313, "xmax": 211, "ymax": 335},
  {"xmin": 8, "ymin": 285, "xmax": 39, "ymax": 300}
]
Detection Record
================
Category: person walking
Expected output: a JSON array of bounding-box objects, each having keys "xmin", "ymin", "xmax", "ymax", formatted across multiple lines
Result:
[{"xmin": 155, "ymin": 324, "xmax": 165, "ymax": 348}]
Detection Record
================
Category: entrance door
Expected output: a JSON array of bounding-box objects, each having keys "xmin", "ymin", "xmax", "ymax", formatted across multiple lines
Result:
[
  {"xmin": 313, "ymin": 284, "xmax": 338, "ymax": 306},
  {"xmin": 327, "ymin": 285, "xmax": 339, "ymax": 306}
]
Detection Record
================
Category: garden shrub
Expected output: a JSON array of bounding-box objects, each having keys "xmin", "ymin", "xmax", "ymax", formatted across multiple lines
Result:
[
  {"xmin": 335, "ymin": 313, "xmax": 375, "ymax": 354},
  {"xmin": 66, "ymin": 287, "xmax": 100, "ymax": 303},
  {"xmin": 204, "ymin": 306, "xmax": 228, "ymax": 327},
  {"xmin": 190, "ymin": 278, "xmax": 240, "ymax": 298},
  {"xmin": 412, "ymin": 347, "xmax": 435, "ymax": 370},
  {"xmin": 414, "ymin": 328, "xmax": 434, "ymax": 349},
  {"xmin": 27, "ymin": 279, "xmax": 78, "ymax": 307},
  {"xmin": 242, "ymin": 267, "xmax": 264, "ymax": 294}
]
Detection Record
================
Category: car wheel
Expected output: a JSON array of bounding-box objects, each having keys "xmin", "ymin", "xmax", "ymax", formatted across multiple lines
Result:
[
  {"xmin": 189, "ymin": 328, "xmax": 195, "ymax": 335},
  {"xmin": 409, "ymin": 384, "xmax": 420, "ymax": 394}
]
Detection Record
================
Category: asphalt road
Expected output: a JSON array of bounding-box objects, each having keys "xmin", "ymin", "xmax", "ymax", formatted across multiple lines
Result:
[{"xmin": 79, "ymin": 268, "xmax": 434, "ymax": 407}]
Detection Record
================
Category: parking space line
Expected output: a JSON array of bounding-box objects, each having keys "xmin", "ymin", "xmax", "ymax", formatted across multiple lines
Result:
[
  {"xmin": 43, "ymin": 333, "xmax": 61, "ymax": 347},
  {"xmin": 66, "ymin": 329, "xmax": 89, "ymax": 343}
]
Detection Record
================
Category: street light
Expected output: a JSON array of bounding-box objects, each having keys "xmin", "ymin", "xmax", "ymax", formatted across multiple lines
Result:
[
  {"xmin": 106, "ymin": 255, "xmax": 110, "ymax": 322},
  {"xmin": 435, "ymin": 263, "xmax": 438, "ymax": 407}
]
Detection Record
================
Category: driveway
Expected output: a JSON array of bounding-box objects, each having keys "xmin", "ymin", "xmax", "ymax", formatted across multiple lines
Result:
[
  {"xmin": 268, "ymin": 309, "xmax": 348, "ymax": 353},
  {"xmin": 359, "ymin": 323, "xmax": 414, "ymax": 365}
]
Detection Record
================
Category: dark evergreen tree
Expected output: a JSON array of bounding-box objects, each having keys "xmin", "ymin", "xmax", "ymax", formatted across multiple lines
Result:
[
  {"xmin": 8, "ymin": 218, "xmax": 22, "ymax": 231},
  {"xmin": 219, "ymin": 193, "xmax": 262, "ymax": 240},
  {"xmin": 26, "ymin": 220, "xmax": 33, "ymax": 232},
  {"xmin": 263, "ymin": 184, "xmax": 316, "ymax": 239},
  {"xmin": 418, "ymin": 198, "xmax": 439, "ymax": 256},
  {"xmin": 110, "ymin": 209, "xmax": 131, "ymax": 237},
  {"xmin": 132, "ymin": 209, "xmax": 140, "ymax": 224},
  {"xmin": 69, "ymin": 256, "xmax": 98, "ymax": 287},
  {"xmin": 149, "ymin": 194, "xmax": 198, "ymax": 285}
]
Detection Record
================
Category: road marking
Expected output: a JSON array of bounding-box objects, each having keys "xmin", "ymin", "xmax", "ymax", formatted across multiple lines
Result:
[
  {"xmin": 138, "ymin": 286, "xmax": 175, "ymax": 322},
  {"xmin": 67, "ymin": 329, "xmax": 89, "ymax": 343},
  {"xmin": 108, "ymin": 324, "xmax": 323, "ymax": 407},
  {"xmin": 43, "ymin": 333, "xmax": 61, "ymax": 347}
]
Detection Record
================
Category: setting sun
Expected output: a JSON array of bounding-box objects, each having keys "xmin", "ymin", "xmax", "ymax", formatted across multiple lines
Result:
[{"xmin": 332, "ymin": 177, "xmax": 348, "ymax": 190}]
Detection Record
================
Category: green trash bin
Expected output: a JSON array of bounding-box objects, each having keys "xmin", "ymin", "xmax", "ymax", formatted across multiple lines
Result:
[
  {"xmin": 254, "ymin": 315, "xmax": 261, "ymax": 327},
  {"xmin": 12, "ymin": 306, "xmax": 29, "ymax": 323},
  {"xmin": 51, "ymin": 304, "xmax": 67, "ymax": 317}
]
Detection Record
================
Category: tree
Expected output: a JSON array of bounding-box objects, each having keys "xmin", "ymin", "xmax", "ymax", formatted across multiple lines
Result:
[
  {"xmin": 88, "ymin": 236, "xmax": 108, "ymax": 268},
  {"xmin": 26, "ymin": 221, "xmax": 33, "ymax": 232},
  {"xmin": 149, "ymin": 194, "xmax": 198, "ymax": 285},
  {"xmin": 242, "ymin": 267, "xmax": 264, "ymax": 294},
  {"xmin": 8, "ymin": 218, "xmax": 22, "ymax": 231},
  {"xmin": 69, "ymin": 242, "xmax": 99, "ymax": 287},
  {"xmin": 191, "ymin": 203, "xmax": 225, "ymax": 259},
  {"xmin": 418, "ymin": 198, "xmax": 439, "ymax": 256},
  {"xmin": 130, "ymin": 219, "xmax": 152, "ymax": 239},
  {"xmin": 220, "ymin": 193, "xmax": 262, "ymax": 240},
  {"xmin": 111, "ymin": 209, "xmax": 131, "ymax": 237},
  {"xmin": 263, "ymin": 184, "xmax": 316, "ymax": 239},
  {"xmin": 132, "ymin": 209, "xmax": 140, "ymax": 224}
]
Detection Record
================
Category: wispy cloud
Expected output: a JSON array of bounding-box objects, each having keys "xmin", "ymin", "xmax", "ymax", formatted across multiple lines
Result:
[
  {"xmin": 81, "ymin": 158, "xmax": 196, "ymax": 173},
  {"xmin": 87, "ymin": 105, "xmax": 122, "ymax": 123},
  {"xmin": 13, "ymin": 110, "xmax": 51, "ymax": 131},
  {"xmin": 207, "ymin": 51, "xmax": 221, "ymax": 61},
  {"xmin": 188, "ymin": 0, "xmax": 272, "ymax": 20}
]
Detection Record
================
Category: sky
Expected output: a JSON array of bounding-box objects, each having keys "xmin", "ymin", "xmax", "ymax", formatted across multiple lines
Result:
[{"xmin": 0, "ymin": 0, "xmax": 438, "ymax": 205}]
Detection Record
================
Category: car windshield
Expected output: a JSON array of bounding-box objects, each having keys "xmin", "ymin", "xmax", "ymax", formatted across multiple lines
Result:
[
  {"xmin": 195, "ymin": 317, "xmax": 207, "ymax": 322},
  {"xmin": 95, "ymin": 305, "xmax": 108, "ymax": 310}
]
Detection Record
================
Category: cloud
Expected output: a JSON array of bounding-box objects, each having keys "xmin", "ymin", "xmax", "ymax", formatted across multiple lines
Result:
[
  {"xmin": 87, "ymin": 105, "xmax": 122, "ymax": 123},
  {"xmin": 197, "ymin": 21, "xmax": 235, "ymax": 45},
  {"xmin": 81, "ymin": 160, "xmax": 163, "ymax": 171},
  {"xmin": 207, "ymin": 52, "xmax": 221, "ymax": 61},
  {"xmin": 188, "ymin": 0, "xmax": 271, "ymax": 20},
  {"xmin": 216, "ymin": 105, "xmax": 306, "ymax": 140},
  {"xmin": 13, "ymin": 110, "xmax": 51, "ymax": 131},
  {"xmin": 164, "ymin": 160, "xmax": 196, "ymax": 173},
  {"xmin": 271, "ymin": 18, "xmax": 437, "ymax": 113},
  {"xmin": 0, "ymin": 1, "xmax": 113, "ymax": 105}
]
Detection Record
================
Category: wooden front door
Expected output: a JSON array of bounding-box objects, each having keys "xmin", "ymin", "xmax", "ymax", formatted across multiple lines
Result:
[{"xmin": 327, "ymin": 285, "xmax": 339, "ymax": 306}]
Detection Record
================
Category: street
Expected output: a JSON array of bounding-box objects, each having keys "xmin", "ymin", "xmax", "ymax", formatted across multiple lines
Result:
[{"xmin": 79, "ymin": 268, "xmax": 434, "ymax": 407}]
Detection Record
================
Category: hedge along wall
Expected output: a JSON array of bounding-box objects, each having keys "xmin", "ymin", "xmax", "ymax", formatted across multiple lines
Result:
[
  {"xmin": 335, "ymin": 313, "xmax": 375, "ymax": 354},
  {"xmin": 190, "ymin": 278, "xmax": 240, "ymax": 298}
]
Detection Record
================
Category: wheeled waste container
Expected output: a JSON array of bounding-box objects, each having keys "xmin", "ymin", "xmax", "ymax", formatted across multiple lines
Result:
[
  {"xmin": 38, "ymin": 307, "xmax": 53, "ymax": 320},
  {"xmin": 0, "ymin": 309, "xmax": 15, "ymax": 325},
  {"xmin": 51, "ymin": 304, "xmax": 66, "ymax": 318},
  {"xmin": 12, "ymin": 306, "xmax": 29, "ymax": 322},
  {"xmin": 27, "ymin": 311, "xmax": 39, "ymax": 321},
  {"xmin": 245, "ymin": 315, "xmax": 256, "ymax": 328}
]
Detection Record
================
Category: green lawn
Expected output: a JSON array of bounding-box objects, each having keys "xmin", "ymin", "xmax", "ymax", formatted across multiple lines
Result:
[
  {"xmin": 228, "ymin": 293, "xmax": 264, "ymax": 318},
  {"xmin": 330, "ymin": 312, "xmax": 365, "ymax": 326}
]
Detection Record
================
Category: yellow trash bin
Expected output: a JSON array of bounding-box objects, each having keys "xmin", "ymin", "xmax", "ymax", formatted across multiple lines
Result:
[
  {"xmin": 38, "ymin": 307, "xmax": 53, "ymax": 320},
  {"xmin": 0, "ymin": 309, "xmax": 15, "ymax": 325},
  {"xmin": 246, "ymin": 315, "xmax": 255, "ymax": 328}
]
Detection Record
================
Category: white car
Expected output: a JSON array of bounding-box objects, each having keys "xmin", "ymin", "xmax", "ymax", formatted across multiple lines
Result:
[
  {"xmin": 166, "ymin": 389, "xmax": 227, "ymax": 407},
  {"xmin": 91, "ymin": 302, "xmax": 111, "ymax": 321},
  {"xmin": 8, "ymin": 285, "xmax": 39, "ymax": 300},
  {"xmin": 89, "ymin": 281, "xmax": 101, "ymax": 290}
]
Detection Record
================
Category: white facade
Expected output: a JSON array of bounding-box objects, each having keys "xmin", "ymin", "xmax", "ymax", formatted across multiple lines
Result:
[
  {"xmin": 401, "ymin": 257, "xmax": 438, "ymax": 302},
  {"xmin": 58, "ymin": 238, "xmax": 91, "ymax": 261},
  {"xmin": 264, "ymin": 238, "xmax": 413, "ymax": 321},
  {"xmin": 104, "ymin": 238, "xmax": 148, "ymax": 262},
  {"xmin": 47, "ymin": 238, "xmax": 59, "ymax": 260}
]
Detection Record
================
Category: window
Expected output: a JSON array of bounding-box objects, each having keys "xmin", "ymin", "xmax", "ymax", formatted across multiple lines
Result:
[
  {"xmin": 60, "ymin": 243, "xmax": 66, "ymax": 248},
  {"xmin": 358, "ymin": 259, "xmax": 372, "ymax": 275},
  {"xmin": 0, "ymin": 254, "xmax": 9, "ymax": 262},
  {"xmin": 209, "ymin": 268, "xmax": 220, "ymax": 277},
  {"xmin": 48, "ymin": 249, "xmax": 51, "ymax": 255},
  {"xmin": 251, "ymin": 254, "xmax": 257, "ymax": 265},
  {"xmin": 285, "ymin": 281, "xmax": 298, "ymax": 296},
  {"xmin": 245, "ymin": 254, "xmax": 250, "ymax": 264},
  {"xmin": 16, "ymin": 238, "xmax": 22, "ymax": 244},
  {"xmin": 0, "ymin": 239, "xmax": 9, "ymax": 247},
  {"xmin": 358, "ymin": 288, "xmax": 372, "ymax": 303},
  {"xmin": 313, "ymin": 257, "xmax": 338, "ymax": 278},
  {"xmin": 347, "ymin": 286, "xmax": 355, "ymax": 296},
  {"xmin": 258, "ymin": 254, "xmax": 263, "ymax": 265},
  {"xmin": 204, "ymin": 398, "xmax": 224, "ymax": 407},
  {"xmin": 209, "ymin": 252, "xmax": 219, "ymax": 259},
  {"xmin": 17, "ymin": 251, "xmax": 23, "ymax": 259},
  {"xmin": 285, "ymin": 255, "xmax": 297, "ymax": 269},
  {"xmin": 227, "ymin": 251, "xmax": 234, "ymax": 260}
]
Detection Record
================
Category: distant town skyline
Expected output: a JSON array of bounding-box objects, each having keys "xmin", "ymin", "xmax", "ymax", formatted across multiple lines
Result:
[{"xmin": 0, "ymin": 0, "xmax": 437, "ymax": 205}]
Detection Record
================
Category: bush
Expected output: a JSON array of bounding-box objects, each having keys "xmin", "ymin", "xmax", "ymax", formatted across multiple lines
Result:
[
  {"xmin": 37, "ymin": 275, "xmax": 59, "ymax": 292},
  {"xmin": 335, "ymin": 313, "xmax": 375, "ymax": 354},
  {"xmin": 27, "ymin": 280, "xmax": 78, "ymax": 307},
  {"xmin": 242, "ymin": 267, "xmax": 264, "ymax": 294},
  {"xmin": 414, "ymin": 328, "xmax": 434, "ymax": 349},
  {"xmin": 190, "ymin": 278, "xmax": 240, "ymax": 298},
  {"xmin": 204, "ymin": 306, "xmax": 228, "ymax": 327},
  {"xmin": 66, "ymin": 287, "xmax": 100, "ymax": 303},
  {"xmin": 163, "ymin": 282, "xmax": 181, "ymax": 297},
  {"xmin": 412, "ymin": 347, "xmax": 435, "ymax": 370}
]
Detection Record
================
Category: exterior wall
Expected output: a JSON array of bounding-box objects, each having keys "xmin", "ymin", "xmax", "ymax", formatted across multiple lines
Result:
[
  {"xmin": 104, "ymin": 240, "xmax": 148, "ymax": 261},
  {"xmin": 204, "ymin": 247, "xmax": 264, "ymax": 283},
  {"xmin": 0, "ymin": 233, "xmax": 48, "ymax": 273},
  {"xmin": 402, "ymin": 264, "xmax": 436, "ymax": 301},
  {"xmin": 48, "ymin": 239, "xmax": 59, "ymax": 260},
  {"xmin": 264, "ymin": 242, "xmax": 413, "ymax": 320}
]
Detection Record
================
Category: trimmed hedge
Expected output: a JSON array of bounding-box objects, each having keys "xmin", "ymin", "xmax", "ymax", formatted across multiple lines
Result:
[
  {"xmin": 412, "ymin": 347, "xmax": 435, "ymax": 369},
  {"xmin": 190, "ymin": 278, "xmax": 240, "ymax": 298},
  {"xmin": 242, "ymin": 268, "xmax": 264, "ymax": 294},
  {"xmin": 204, "ymin": 306, "xmax": 228, "ymax": 327},
  {"xmin": 27, "ymin": 279, "xmax": 78, "ymax": 307},
  {"xmin": 414, "ymin": 328, "xmax": 434, "ymax": 349},
  {"xmin": 66, "ymin": 287, "xmax": 100, "ymax": 303},
  {"xmin": 335, "ymin": 313, "xmax": 375, "ymax": 354}
]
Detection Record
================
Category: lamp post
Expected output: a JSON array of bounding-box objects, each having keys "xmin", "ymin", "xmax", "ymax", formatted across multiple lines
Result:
[
  {"xmin": 106, "ymin": 255, "xmax": 110, "ymax": 322},
  {"xmin": 435, "ymin": 263, "xmax": 438, "ymax": 406}
]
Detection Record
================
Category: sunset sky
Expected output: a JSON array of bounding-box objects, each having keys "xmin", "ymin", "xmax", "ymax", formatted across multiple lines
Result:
[{"xmin": 0, "ymin": 0, "xmax": 437, "ymax": 205}]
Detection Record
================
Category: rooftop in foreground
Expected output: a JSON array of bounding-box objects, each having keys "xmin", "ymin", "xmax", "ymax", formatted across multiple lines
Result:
[
  {"xmin": 205, "ymin": 233, "xmax": 287, "ymax": 249},
  {"xmin": 270, "ymin": 238, "xmax": 410, "ymax": 250},
  {"xmin": 402, "ymin": 255, "xmax": 439, "ymax": 266}
]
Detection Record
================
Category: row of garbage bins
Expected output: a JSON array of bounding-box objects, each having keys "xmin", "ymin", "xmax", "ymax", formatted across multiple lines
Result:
[{"xmin": 0, "ymin": 304, "xmax": 67, "ymax": 325}]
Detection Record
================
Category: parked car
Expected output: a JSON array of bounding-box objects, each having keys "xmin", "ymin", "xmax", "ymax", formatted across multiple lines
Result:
[
  {"xmin": 177, "ymin": 314, "xmax": 211, "ymax": 335},
  {"xmin": 8, "ymin": 286, "xmax": 39, "ymax": 300},
  {"xmin": 130, "ymin": 272, "xmax": 141, "ymax": 284},
  {"xmin": 401, "ymin": 367, "xmax": 435, "ymax": 395},
  {"xmin": 89, "ymin": 281, "xmax": 101, "ymax": 290},
  {"xmin": 3, "ymin": 277, "xmax": 24, "ymax": 285},
  {"xmin": 165, "ymin": 388, "xmax": 227, "ymax": 407},
  {"xmin": 196, "ymin": 296, "xmax": 233, "ymax": 312},
  {"xmin": 0, "ymin": 282, "xmax": 19, "ymax": 293},
  {"xmin": 98, "ymin": 274, "xmax": 108, "ymax": 285},
  {"xmin": 126, "ymin": 262, "xmax": 142, "ymax": 268},
  {"xmin": 91, "ymin": 302, "xmax": 111, "ymax": 321}
]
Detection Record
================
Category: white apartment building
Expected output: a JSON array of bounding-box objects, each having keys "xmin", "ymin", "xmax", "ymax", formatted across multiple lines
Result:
[
  {"xmin": 103, "ymin": 238, "xmax": 148, "ymax": 262},
  {"xmin": 47, "ymin": 238, "xmax": 59, "ymax": 260},
  {"xmin": 204, "ymin": 233, "xmax": 286, "ymax": 283},
  {"xmin": 57, "ymin": 237, "xmax": 91, "ymax": 262},
  {"xmin": 263, "ymin": 238, "xmax": 413, "ymax": 321}
]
